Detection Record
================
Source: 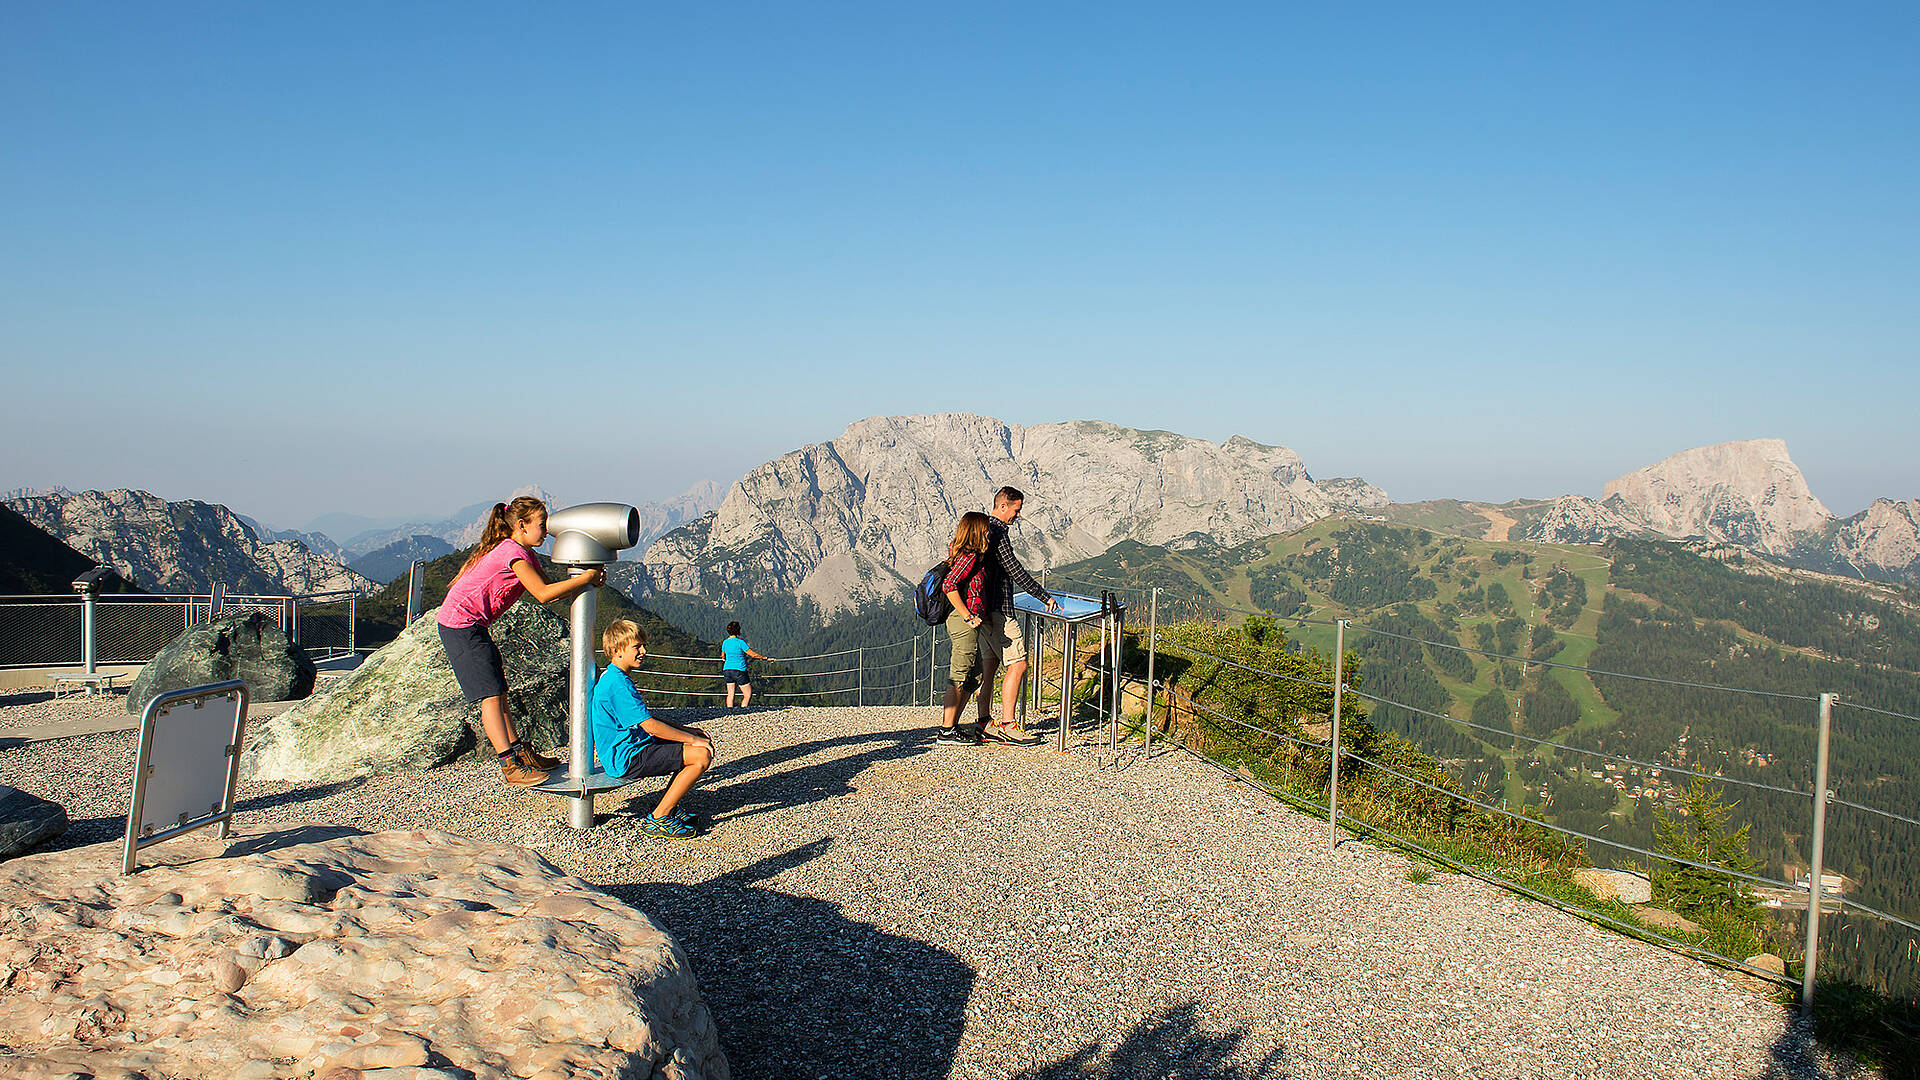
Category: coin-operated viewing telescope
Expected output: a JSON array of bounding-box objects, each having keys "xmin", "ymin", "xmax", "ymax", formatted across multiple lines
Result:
[{"xmin": 540, "ymin": 503, "xmax": 642, "ymax": 829}]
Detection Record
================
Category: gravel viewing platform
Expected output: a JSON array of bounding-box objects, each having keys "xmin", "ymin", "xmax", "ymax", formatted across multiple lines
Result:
[{"xmin": 0, "ymin": 699, "xmax": 1869, "ymax": 1080}]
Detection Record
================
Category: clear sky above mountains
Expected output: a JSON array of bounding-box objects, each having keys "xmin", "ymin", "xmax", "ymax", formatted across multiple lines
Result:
[{"xmin": 3, "ymin": 3, "xmax": 1914, "ymax": 525}]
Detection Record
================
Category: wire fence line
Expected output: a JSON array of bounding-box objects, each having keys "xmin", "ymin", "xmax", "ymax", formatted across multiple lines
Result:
[{"xmin": 1345, "ymin": 689, "xmax": 1818, "ymax": 802}]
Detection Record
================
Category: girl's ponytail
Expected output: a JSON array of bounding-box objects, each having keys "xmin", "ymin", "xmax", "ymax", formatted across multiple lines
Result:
[{"xmin": 456, "ymin": 502, "xmax": 514, "ymax": 580}]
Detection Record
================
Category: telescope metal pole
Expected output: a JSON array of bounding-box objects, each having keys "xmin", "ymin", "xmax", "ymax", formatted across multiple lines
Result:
[{"xmin": 568, "ymin": 569, "xmax": 597, "ymax": 830}]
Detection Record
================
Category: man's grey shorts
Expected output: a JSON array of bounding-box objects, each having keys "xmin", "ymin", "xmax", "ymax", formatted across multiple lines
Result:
[{"xmin": 977, "ymin": 612, "xmax": 1026, "ymax": 667}]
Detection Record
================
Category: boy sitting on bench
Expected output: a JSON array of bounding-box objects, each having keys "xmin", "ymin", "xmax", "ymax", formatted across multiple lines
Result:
[{"xmin": 591, "ymin": 619, "xmax": 714, "ymax": 839}]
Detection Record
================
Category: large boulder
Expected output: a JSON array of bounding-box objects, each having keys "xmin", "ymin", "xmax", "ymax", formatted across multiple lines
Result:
[
  {"xmin": 242, "ymin": 602, "xmax": 568, "ymax": 786},
  {"xmin": 0, "ymin": 785, "xmax": 67, "ymax": 860},
  {"xmin": 0, "ymin": 827, "xmax": 727, "ymax": 1080},
  {"xmin": 127, "ymin": 609, "xmax": 317, "ymax": 713}
]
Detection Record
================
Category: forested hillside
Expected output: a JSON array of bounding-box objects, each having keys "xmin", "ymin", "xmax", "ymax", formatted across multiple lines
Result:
[{"xmin": 1048, "ymin": 520, "xmax": 1920, "ymax": 997}]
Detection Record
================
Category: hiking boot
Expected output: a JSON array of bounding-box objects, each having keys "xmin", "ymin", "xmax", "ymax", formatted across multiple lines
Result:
[
  {"xmin": 934, "ymin": 726, "xmax": 982, "ymax": 747},
  {"xmin": 514, "ymin": 743, "xmax": 561, "ymax": 772},
  {"xmin": 641, "ymin": 813, "xmax": 698, "ymax": 839},
  {"xmin": 500, "ymin": 757, "xmax": 547, "ymax": 786}
]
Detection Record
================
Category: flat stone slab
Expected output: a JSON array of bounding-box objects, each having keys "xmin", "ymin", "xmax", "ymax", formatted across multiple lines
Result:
[{"xmin": 0, "ymin": 827, "xmax": 726, "ymax": 1080}]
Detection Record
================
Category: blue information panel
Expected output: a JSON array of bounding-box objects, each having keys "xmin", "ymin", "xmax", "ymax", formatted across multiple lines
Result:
[{"xmin": 1013, "ymin": 590, "xmax": 1122, "ymax": 624}]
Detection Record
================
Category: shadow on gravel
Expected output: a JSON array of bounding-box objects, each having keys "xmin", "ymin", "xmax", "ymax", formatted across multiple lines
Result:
[
  {"xmin": 37, "ymin": 778, "xmax": 370, "ymax": 854},
  {"xmin": 1009, "ymin": 1004, "xmax": 1288, "ymax": 1080},
  {"xmin": 642, "ymin": 724, "xmax": 937, "ymax": 825},
  {"xmin": 608, "ymin": 838, "xmax": 975, "ymax": 1080}
]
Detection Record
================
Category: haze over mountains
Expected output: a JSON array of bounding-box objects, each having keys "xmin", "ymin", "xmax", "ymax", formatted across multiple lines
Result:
[{"xmin": 6, "ymin": 416, "xmax": 1913, "ymax": 603}]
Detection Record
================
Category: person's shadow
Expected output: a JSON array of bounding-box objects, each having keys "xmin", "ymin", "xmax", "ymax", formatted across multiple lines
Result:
[
  {"xmin": 1010, "ymin": 1003, "xmax": 1288, "ymax": 1080},
  {"xmin": 608, "ymin": 838, "xmax": 975, "ymax": 1080},
  {"xmin": 613, "ymin": 721, "xmax": 936, "ymax": 826}
]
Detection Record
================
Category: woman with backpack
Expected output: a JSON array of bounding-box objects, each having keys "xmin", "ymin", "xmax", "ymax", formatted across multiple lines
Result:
[{"xmin": 935, "ymin": 512, "xmax": 992, "ymax": 746}]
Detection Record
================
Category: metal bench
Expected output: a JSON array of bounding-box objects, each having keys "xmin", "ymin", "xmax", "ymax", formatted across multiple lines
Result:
[{"xmin": 48, "ymin": 671, "xmax": 126, "ymax": 698}]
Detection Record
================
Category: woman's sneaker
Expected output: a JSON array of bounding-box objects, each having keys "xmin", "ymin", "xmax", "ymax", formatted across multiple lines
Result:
[
  {"xmin": 642, "ymin": 813, "xmax": 697, "ymax": 839},
  {"xmin": 934, "ymin": 726, "xmax": 981, "ymax": 746}
]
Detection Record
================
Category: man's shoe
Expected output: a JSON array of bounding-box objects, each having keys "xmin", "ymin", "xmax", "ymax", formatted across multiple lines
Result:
[
  {"xmin": 514, "ymin": 743, "xmax": 561, "ymax": 772},
  {"xmin": 500, "ymin": 758, "xmax": 546, "ymax": 786},
  {"xmin": 934, "ymin": 726, "xmax": 981, "ymax": 747}
]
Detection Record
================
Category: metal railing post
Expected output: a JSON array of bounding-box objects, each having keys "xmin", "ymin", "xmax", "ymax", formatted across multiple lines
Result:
[
  {"xmin": 348, "ymin": 595, "xmax": 357, "ymax": 654},
  {"xmin": 857, "ymin": 646, "xmax": 864, "ymax": 707},
  {"xmin": 1329, "ymin": 618, "xmax": 1347, "ymax": 850},
  {"xmin": 1145, "ymin": 587, "xmax": 1158, "ymax": 756},
  {"xmin": 912, "ymin": 634, "xmax": 919, "ymax": 707},
  {"xmin": 79, "ymin": 590, "xmax": 97, "ymax": 675},
  {"xmin": 1802, "ymin": 691, "xmax": 1835, "ymax": 1011},
  {"xmin": 405, "ymin": 560, "xmax": 425, "ymax": 627}
]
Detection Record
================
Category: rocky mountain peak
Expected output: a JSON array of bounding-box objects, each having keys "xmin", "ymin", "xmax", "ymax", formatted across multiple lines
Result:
[
  {"xmin": 639, "ymin": 412, "xmax": 1384, "ymax": 608},
  {"xmin": 1601, "ymin": 439, "xmax": 1833, "ymax": 555},
  {"xmin": 5, "ymin": 489, "xmax": 372, "ymax": 595}
]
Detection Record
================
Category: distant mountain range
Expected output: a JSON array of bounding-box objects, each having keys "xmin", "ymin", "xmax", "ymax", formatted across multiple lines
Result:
[
  {"xmin": 1381, "ymin": 438, "xmax": 1920, "ymax": 585},
  {"xmin": 1, "ymin": 479, "xmax": 731, "ymax": 597},
  {"xmin": 633, "ymin": 413, "xmax": 1390, "ymax": 615},
  {"xmin": 626, "ymin": 415, "xmax": 1918, "ymax": 619},
  {"xmin": 5, "ymin": 490, "xmax": 373, "ymax": 595}
]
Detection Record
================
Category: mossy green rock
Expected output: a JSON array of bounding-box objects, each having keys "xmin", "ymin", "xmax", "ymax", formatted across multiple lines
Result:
[
  {"xmin": 127, "ymin": 610, "xmax": 316, "ymax": 714},
  {"xmin": 241, "ymin": 601, "xmax": 568, "ymax": 786}
]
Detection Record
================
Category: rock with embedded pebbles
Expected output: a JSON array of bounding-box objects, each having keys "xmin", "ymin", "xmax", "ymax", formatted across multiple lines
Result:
[
  {"xmin": 1571, "ymin": 867, "xmax": 1653, "ymax": 905},
  {"xmin": 127, "ymin": 609, "xmax": 317, "ymax": 713},
  {"xmin": 0, "ymin": 827, "xmax": 726, "ymax": 1080},
  {"xmin": 0, "ymin": 785, "xmax": 67, "ymax": 860},
  {"xmin": 241, "ymin": 602, "xmax": 567, "ymax": 786}
]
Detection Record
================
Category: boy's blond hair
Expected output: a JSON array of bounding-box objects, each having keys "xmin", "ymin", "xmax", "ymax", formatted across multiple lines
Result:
[{"xmin": 602, "ymin": 618, "xmax": 646, "ymax": 657}]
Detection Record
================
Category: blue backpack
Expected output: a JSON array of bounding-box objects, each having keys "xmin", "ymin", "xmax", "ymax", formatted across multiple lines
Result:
[{"xmin": 914, "ymin": 561, "xmax": 952, "ymax": 625}]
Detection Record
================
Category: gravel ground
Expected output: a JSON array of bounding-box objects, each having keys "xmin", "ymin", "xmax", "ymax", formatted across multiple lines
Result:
[{"xmin": 0, "ymin": 703, "xmax": 1873, "ymax": 1080}]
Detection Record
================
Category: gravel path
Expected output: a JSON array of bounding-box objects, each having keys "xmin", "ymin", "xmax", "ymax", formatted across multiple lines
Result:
[{"xmin": 0, "ymin": 703, "xmax": 1870, "ymax": 1080}]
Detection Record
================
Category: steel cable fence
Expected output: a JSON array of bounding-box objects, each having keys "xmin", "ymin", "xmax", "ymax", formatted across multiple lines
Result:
[{"xmin": 1121, "ymin": 584, "xmax": 1920, "ymax": 1002}]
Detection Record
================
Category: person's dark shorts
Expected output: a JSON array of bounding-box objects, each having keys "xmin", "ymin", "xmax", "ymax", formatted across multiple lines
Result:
[
  {"xmin": 622, "ymin": 740, "xmax": 685, "ymax": 779},
  {"xmin": 723, "ymin": 668, "xmax": 751, "ymax": 686},
  {"xmin": 438, "ymin": 622, "xmax": 507, "ymax": 703}
]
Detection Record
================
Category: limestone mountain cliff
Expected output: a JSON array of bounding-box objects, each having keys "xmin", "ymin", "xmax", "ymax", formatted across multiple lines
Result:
[
  {"xmin": 1512, "ymin": 496, "xmax": 1650, "ymax": 546},
  {"xmin": 1601, "ymin": 439, "xmax": 1832, "ymax": 555},
  {"xmin": 1832, "ymin": 499, "xmax": 1920, "ymax": 583},
  {"xmin": 5, "ymin": 490, "xmax": 373, "ymax": 596},
  {"xmin": 636, "ymin": 413, "xmax": 1386, "ymax": 608}
]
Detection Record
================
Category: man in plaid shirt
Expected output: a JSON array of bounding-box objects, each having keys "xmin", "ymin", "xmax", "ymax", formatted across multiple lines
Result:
[{"xmin": 976, "ymin": 486, "xmax": 1058, "ymax": 743}]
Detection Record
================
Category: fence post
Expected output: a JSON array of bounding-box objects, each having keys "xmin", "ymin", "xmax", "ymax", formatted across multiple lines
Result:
[
  {"xmin": 1145, "ymin": 587, "xmax": 1158, "ymax": 757},
  {"xmin": 348, "ymin": 595, "xmax": 357, "ymax": 655},
  {"xmin": 912, "ymin": 635, "xmax": 919, "ymax": 707},
  {"xmin": 406, "ymin": 560, "xmax": 425, "ymax": 627},
  {"xmin": 857, "ymin": 647, "xmax": 864, "ymax": 708},
  {"xmin": 1802, "ymin": 691, "xmax": 1835, "ymax": 1012},
  {"xmin": 209, "ymin": 583, "xmax": 226, "ymax": 620},
  {"xmin": 1329, "ymin": 619, "xmax": 1347, "ymax": 850}
]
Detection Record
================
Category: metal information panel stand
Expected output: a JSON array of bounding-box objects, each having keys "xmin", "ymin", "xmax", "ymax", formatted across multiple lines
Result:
[
  {"xmin": 123, "ymin": 680, "xmax": 249, "ymax": 873},
  {"xmin": 1013, "ymin": 590, "xmax": 1126, "ymax": 755}
]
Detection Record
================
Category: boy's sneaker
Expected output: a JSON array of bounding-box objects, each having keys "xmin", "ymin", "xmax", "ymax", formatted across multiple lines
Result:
[
  {"xmin": 514, "ymin": 743, "xmax": 562, "ymax": 772},
  {"xmin": 934, "ymin": 726, "xmax": 981, "ymax": 746},
  {"xmin": 665, "ymin": 806, "xmax": 697, "ymax": 826},
  {"xmin": 500, "ymin": 757, "xmax": 547, "ymax": 786},
  {"xmin": 641, "ymin": 813, "xmax": 697, "ymax": 839}
]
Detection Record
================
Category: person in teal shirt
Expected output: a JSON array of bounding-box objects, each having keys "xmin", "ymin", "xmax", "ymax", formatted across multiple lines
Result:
[
  {"xmin": 592, "ymin": 619, "xmax": 713, "ymax": 838},
  {"xmin": 720, "ymin": 620, "xmax": 768, "ymax": 708}
]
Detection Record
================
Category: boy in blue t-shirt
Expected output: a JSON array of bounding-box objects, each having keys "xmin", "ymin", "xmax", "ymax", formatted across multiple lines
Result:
[
  {"xmin": 720, "ymin": 620, "xmax": 768, "ymax": 708},
  {"xmin": 591, "ymin": 619, "xmax": 713, "ymax": 838}
]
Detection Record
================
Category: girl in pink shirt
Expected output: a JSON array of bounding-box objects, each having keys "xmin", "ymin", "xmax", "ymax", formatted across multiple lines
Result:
[{"xmin": 437, "ymin": 495, "xmax": 604, "ymax": 785}]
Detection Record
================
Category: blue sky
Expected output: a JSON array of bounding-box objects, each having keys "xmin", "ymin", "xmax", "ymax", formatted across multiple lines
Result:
[{"xmin": 3, "ymin": 3, "xmax": 1915, "ymax": 527}]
